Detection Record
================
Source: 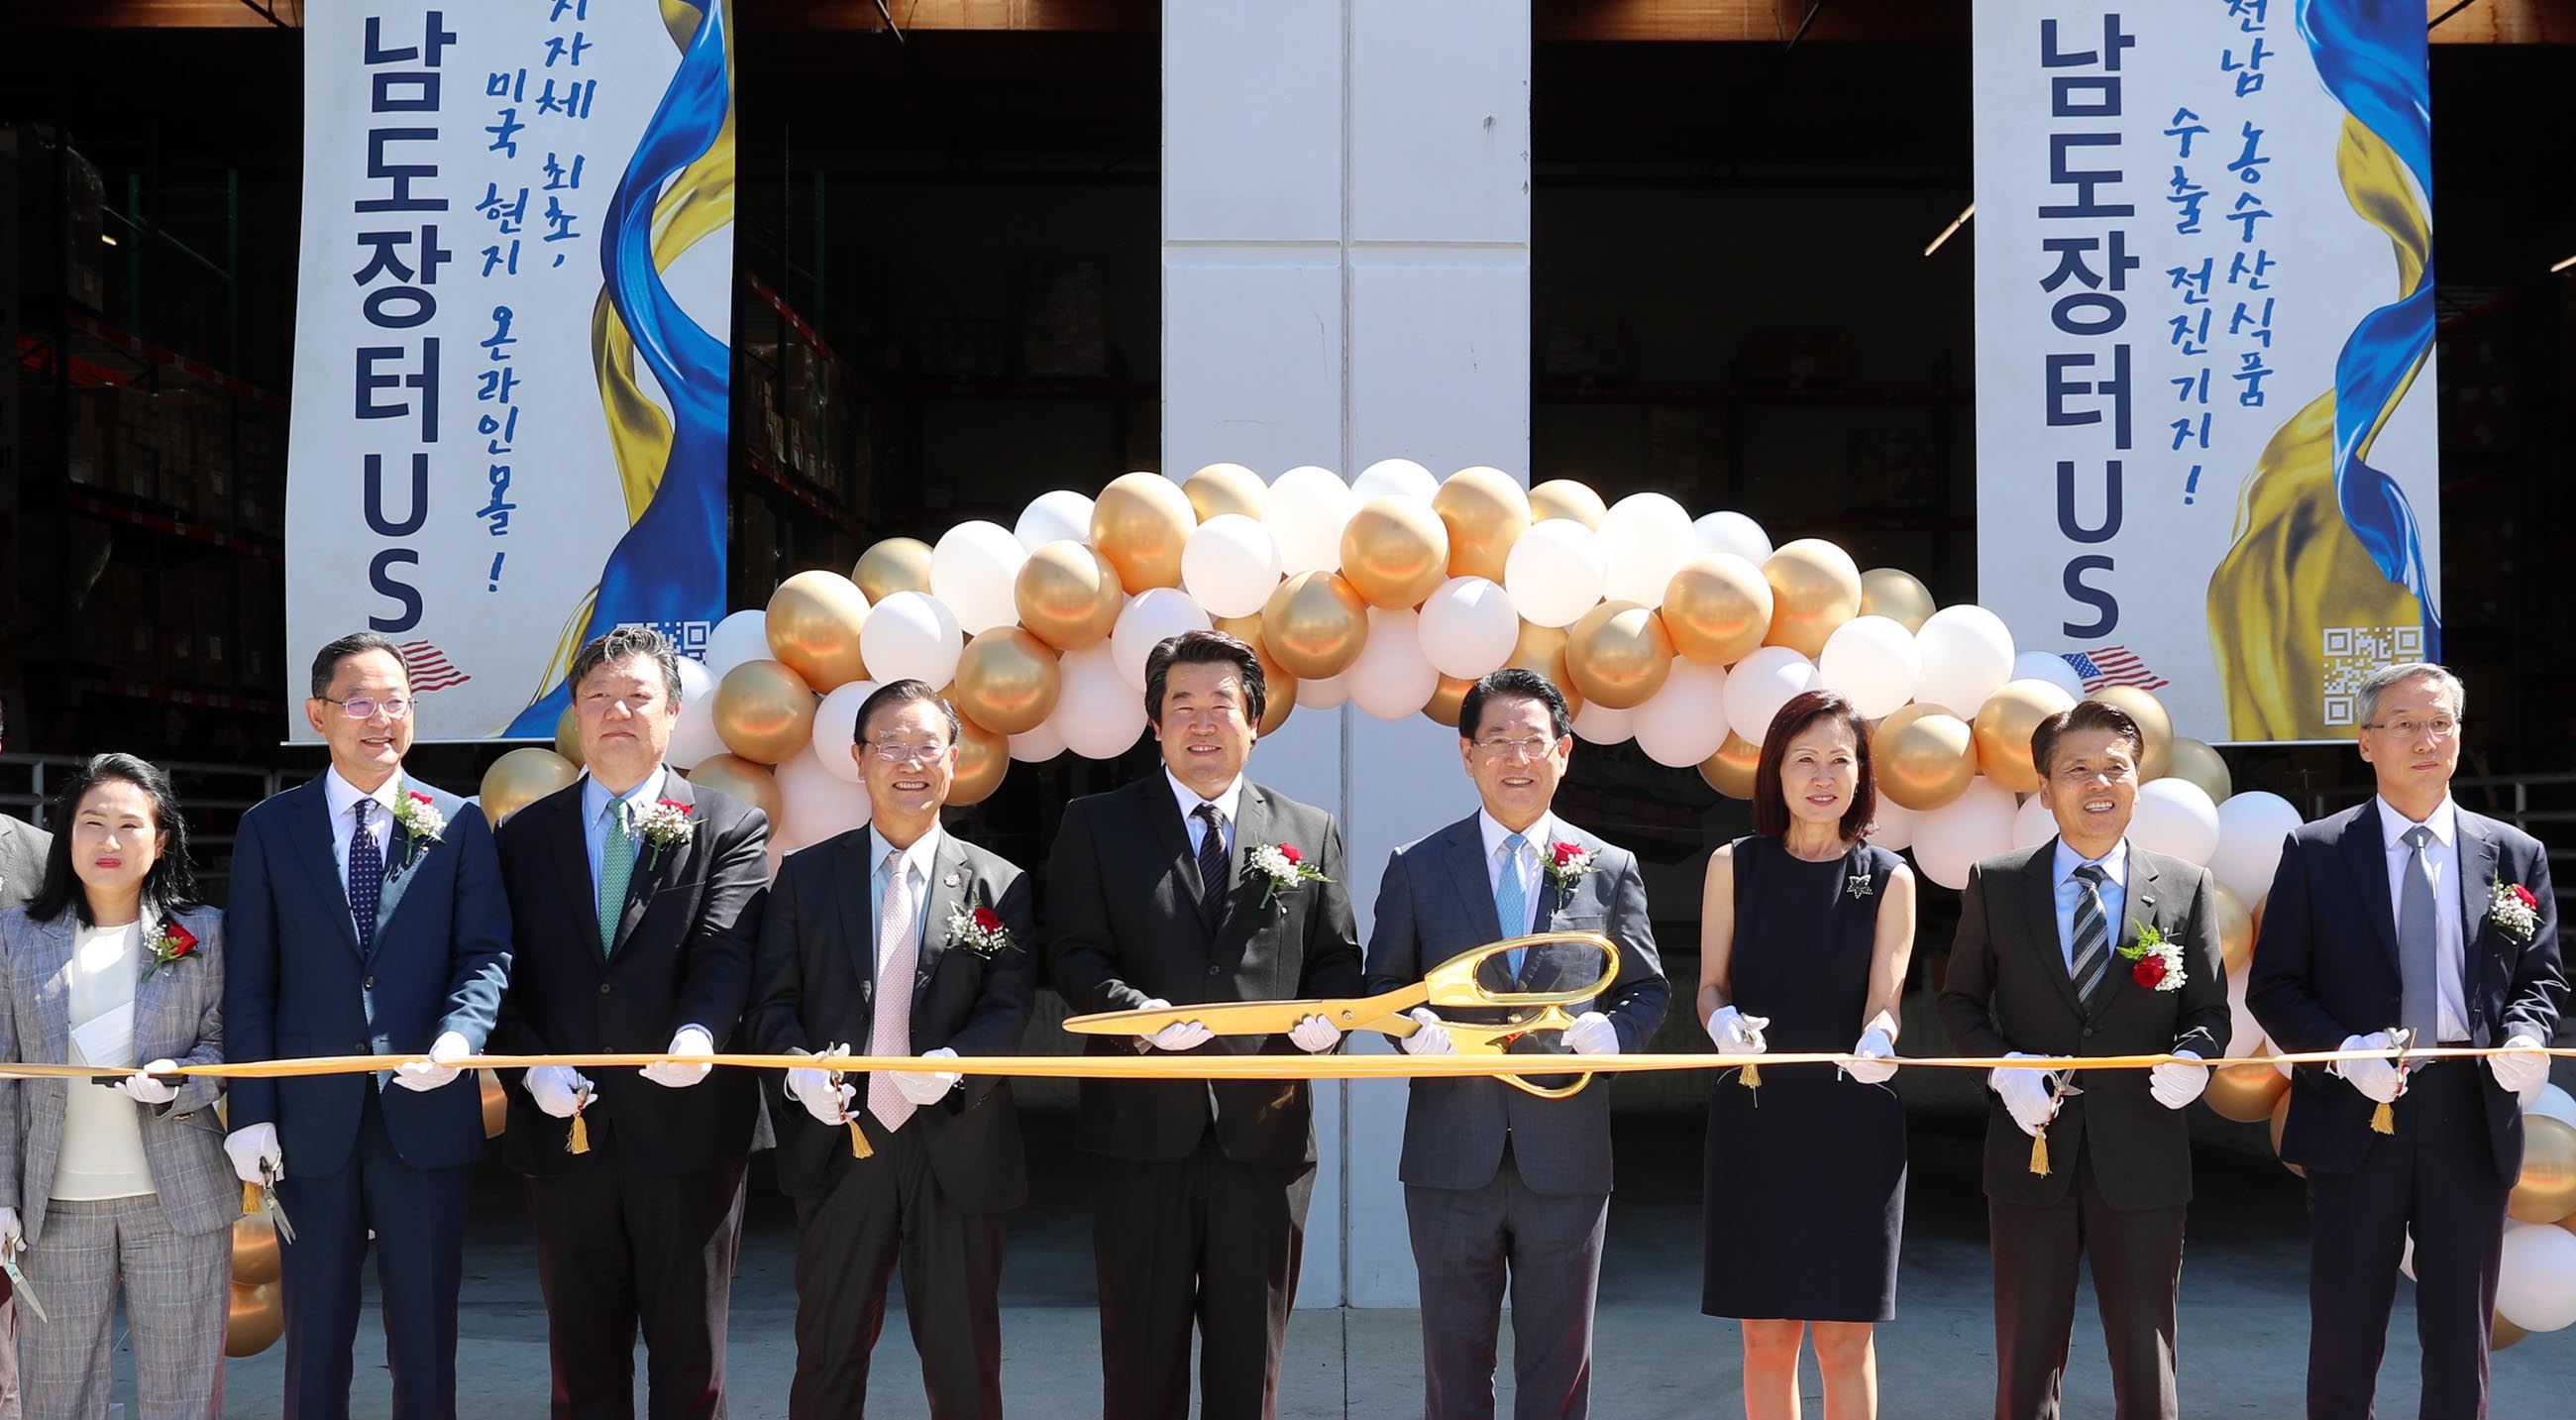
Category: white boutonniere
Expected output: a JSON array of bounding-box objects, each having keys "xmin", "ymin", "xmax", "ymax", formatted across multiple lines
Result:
[
  {"xmin": 2489, "ymin": 873, "xmax": 2540, "ymax": 943},
  {"xmin": 633, "ymin": 799, "xmax": 697, "ymax": 870},
  {"xmin": 946, "ymin": 897, "xmax": 1018, "ymax": 959},
  {"xmin": 1543, "ymin": 840, "xmax": 1598, "ymax": 909},
  {"xmin": 2115, "ymin": 923, "xmax": 2186, "ymax": 992},
  {"xmin": 1246, "ymin": 841, "xmax": 1331, "ymax": 910},
  {"xmin": 390, "ymin": 791, "xmax": 445, "ymax": 869}
]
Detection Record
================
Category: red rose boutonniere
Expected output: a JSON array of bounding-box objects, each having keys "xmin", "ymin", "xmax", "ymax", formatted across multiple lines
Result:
[
  {"xmin": 143, "ymin": 921, "xmax": 199, "ymax": 983},
  {"xmin": 946, "ymin": 897, "xmax": 1018, "ymax": 958}
]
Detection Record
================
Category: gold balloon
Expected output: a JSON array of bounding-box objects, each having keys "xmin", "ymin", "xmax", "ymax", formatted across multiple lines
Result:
[
  {"xmin": 2092, "ymin": 685, "xmax": 2175, "ymax": 780},
  {"xmin": 852, "ymin": 537, "xmax": 934, "ymax": 604},
  {"xmin": 1663, "ymin": 554, "xmax": 1773, "ymax": 666},
  {"xmin": 2269, "ymin": 1092, "xmax": 2305, "ymax": 1178},
  {"xmin": 227, "ymin": 1281, "xmax": 284, "ymax": 1359},
  {"xmin": 947, "ymin": 714, "xmax": 1010, "ymax": 809},
  {"xmin": 2509, "ymin": 1116, "xmax": 2576, "ymax": 1224},
  {"xmin": 1527, "ymin": 479, "xmax": 1606, "ymax": 530},
  {"xmin": 232, "ymin": 1213, "xmax": 282, "ymax": 1286},
  {"xmin": 685, "ymin": 754, "xmax": 782, "ymax": 822},
  {"xmin": 713, "ymin": 660, "xmax": 819, "ymax": 765},
  {"xmin": 553, "ymin": 706, "xmax": 585, "ymax": 770},
  {"xmin": 1422, "ymin": 674, "xmax": 1474, "ymax": 730},
  {"xmin": 1340, "ymin": 496, "xmax": 1451, "ymax": 609},
  {"xmin": 1214, "ymin": 614, "xmax": 1297, "ymax": 734},
  {"xmin": 1015, "ymin": 541, "xmax": 1125, "ymax": 650},
  {"xmin": 1090, "ymin": 472, "xmax": 1197, "ymax": 594},
  {"xmin": 1505, "ymin": 619, "xmax": 1585, "ymax": 717},
  {"xmin": 1974, "ymin": 679, "xmax": 2080, "ymax": 794},
  {"xmin": 479, "ymin": 748, "xmax": 580, "ymax": 827},
  {"xmin": 2494, "ymin": 1314, "xmax": 2528, "ymax": 1352},
  {"xmin": 1858, "ymin": 568, "xmax": 1937, "ymax": 634},
  {"xmin": 765, "ymin": 571, "xmax": 873, "ymax": 691},
  {"xmin": 479, "ymin": 1068, "xmax": 507, "ymax": 1140},
  {"xmin": 951, "ymin": 628, "xmax": 1062, "ymax": 736},
  {"xmin": 2216, "ymin": 882, "xmax": 2257, "ymax": 975},
  {"xmin": 1761, "ymin": 538, "xmax": 1865, "ymax": 658},
  {"xmin": 1433, "ymin": 468, "xmax": 1532, "ymax": 582},
  {"xmin": 2204, "ymin": 1061, "xmax": 2291, "ymax": 1123},
  {"xmin": 1260, "ymin": 572, "xmax": 1370, "ymax": 681},
  {"xmin": 1699, "ymin": 733, "xmax": 1764, "ymax": 800},
  {"xmin": 1184, "ymin": 462, "xmax": 1267, "ymax": 522},
  {"xmin": 2166, "ymin": 737, "xmax": 2233, "ymax": 805},
  {"xmin": 1872, "ymin": 704, "xmax": 1979, "ymax": 812},
  {"xmin": 1565, "ymin": 601, "xmax": 1675, "ymax": 710}
]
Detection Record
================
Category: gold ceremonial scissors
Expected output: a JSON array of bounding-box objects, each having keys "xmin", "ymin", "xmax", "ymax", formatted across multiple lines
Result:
[{"xmin": 1059, "ymin": 931, "xmax": 1622, "ymax": 1099}]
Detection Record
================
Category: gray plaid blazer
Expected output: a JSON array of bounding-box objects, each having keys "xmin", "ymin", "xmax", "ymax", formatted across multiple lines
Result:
[{"xmin": 0, "ymin": 904, "xmax": 233, "ymax": 1241}]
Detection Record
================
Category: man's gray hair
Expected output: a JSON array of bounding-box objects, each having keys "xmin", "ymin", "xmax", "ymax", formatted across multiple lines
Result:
[
  {"xmin": 570, "ymin": 624, "xmax": 685, "ymax": 703},
  {"xmin": 2357, "ymin": 661, "xmax": 2465, "ymax": 725}
]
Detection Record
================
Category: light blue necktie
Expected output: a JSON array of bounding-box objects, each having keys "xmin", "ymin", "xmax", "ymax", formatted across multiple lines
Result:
[
  {"xmin": 1496, "ymin": 832, "xmax": 1530, "ymax": 978},
  {"xmin": 598, "ymin": 798, "xmax": 635, "ymax": 957}
]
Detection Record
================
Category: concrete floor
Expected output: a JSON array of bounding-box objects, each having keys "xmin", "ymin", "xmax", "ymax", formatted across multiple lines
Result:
[{"xmin": 203, "ymin": 1112, "xmax": 2576, "ymax": 1418}]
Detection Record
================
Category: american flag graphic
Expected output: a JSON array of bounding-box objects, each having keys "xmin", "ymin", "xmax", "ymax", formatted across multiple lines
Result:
[
  {"xmin": 397, "ymin": 640, "xmax": 473, "ymax": 694},
  {"xmin": 2064, "ymin": 646, "xmax": 2169, "ymax": 694}
]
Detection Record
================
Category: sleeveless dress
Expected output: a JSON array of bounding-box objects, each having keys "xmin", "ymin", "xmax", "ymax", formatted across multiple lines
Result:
[{"xmin": 1700, "ymin": 834, "xmax": 1908, "ymax": 1322}]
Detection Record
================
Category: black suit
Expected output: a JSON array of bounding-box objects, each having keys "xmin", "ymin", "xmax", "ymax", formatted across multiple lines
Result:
[
  {"xmin": 1939, "ymin": 840, "xmax": 2229, "ymax": 1420},
  {"xmin": 492, "ymin": 773, "xmax": 769, "ymax": 1420},
  {"xmin": 2248, "ymin": 800, "xmax": 2564, "ymax": 1420},
  {"xmin": 744, "ymin": 826, "xmax": 1035, "ymax": 1420},
  {"xmin": 1044, "ymin": 774, "xmax": 1361, "ymax": 1420}
]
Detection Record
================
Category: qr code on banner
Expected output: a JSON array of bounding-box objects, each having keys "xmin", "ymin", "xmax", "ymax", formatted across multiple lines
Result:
[
  {"xmin": 634, "ymin": 619, "xmax": 714, "ymax": 658},
  {"xmin": 2320, "ymin": 626, "xmax": 2423, "ymax": 725}
]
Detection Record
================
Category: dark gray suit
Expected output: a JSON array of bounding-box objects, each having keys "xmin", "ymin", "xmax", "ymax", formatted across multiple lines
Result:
[
  {"xmin": 0, "ymin": 816, "xmax": 50, "ymax": 914},
  {"xmin": 1363, "ymin": 814, "xmax": 1667, "ymax": 1420}
]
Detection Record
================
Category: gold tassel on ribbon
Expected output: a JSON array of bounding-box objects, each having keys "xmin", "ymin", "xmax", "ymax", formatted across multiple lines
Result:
[
  {"xmin": 2371, "ymin": 1100, "xmax": 2396, "ymax": 1135},
  {"xmin": 1740, "ymin": 1061, "xmax": 1762, "ymax": 1095},
  {"xmin": 567, "ymin": 1086, "xmax": 592, "ymax": 1154},
  {"xmin": 847, "ymin": 1118, "xmax": 873, "ymax": 1159},
  {"xmin": 2029, "ymin": 1128, "xmax": 2051, "ymax": 1176}
]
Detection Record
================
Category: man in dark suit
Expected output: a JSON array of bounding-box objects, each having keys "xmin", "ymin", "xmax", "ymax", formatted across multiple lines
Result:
[
  {"xmin": 1045, "ymin": 628, "xmax": 1363, "ymax": 1420},
  {"xmin": 745, "ymin": 679, "xmax": 1036, "ymax": 1419},
  {"xmin": 490, "ymin": 625, "xmax": 769, "ymax": 1420},
  {"xmin": 223, "ymin": 631, "xmax": 514, "ymax": 1419},
  {"xmin": 0, "ymin": 696, "xmax": 49, "ymax": 912},
  {"xmin": 2249, "ymin": 661, "xmax": 2563, "ymax": 1420},
  {"xmin": 1938, "ymin": 699, "xmax": 2230, "ymax": 1420},
  {"xmin": 1363, "ymin": 668, "xmax": 1666, "ymax": 1420}
]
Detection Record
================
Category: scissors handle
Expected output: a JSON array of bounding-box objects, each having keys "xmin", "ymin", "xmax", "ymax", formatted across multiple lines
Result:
[{"xmin": 1060, "ymin": 985, "xmax": 1430, "ymax": 1039}]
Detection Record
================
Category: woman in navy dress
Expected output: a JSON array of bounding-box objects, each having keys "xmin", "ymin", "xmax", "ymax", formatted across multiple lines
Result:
[{"xmin": 1698, "ymin": 689, "xmax": 1916, "ymax": 1420}]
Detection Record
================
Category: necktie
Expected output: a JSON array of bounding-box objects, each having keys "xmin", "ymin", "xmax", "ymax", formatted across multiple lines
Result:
[
  {"xmin": 597, "ymin": 798, "xmax": 635, "ymax": 957},
  {"xmin": 348, "ymin": 800, "xmax": 383, "ymax": 954},
  {"xmin": 1496, "ymin": 832, "xmax": 1531, "ymax": 978},
  {"xmin": 1194, "ymin": 804, "xmax": 1231, "ymax": 924},
  {"xmin": 2070, "ymin": 863, "xmax": 2111, "ymax": 1006},
  {"xmin": 2400, "ymin": 825, "xmax": 2441, "ymax": 1044},
  {"xmin": 867, "ymin": 850, "xmax": 919, "ymax": 1135}
]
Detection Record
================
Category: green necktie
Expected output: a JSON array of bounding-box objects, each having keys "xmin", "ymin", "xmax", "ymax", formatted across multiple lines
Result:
[{"xmin": 598, "ymin": 798, "xmax": 635, "ymax": 957}]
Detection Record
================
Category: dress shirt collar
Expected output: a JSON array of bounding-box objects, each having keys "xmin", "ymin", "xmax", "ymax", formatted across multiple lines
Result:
[
  {"xmin": 1478, "ymin": 809, "xmax": 1558, "ymax": 863},
  {"xmin": 1165, "ymin": 768, "xmax": 1245, "ymax": 827},
  {"xmin": 324, "ymin": 766, "xmax": 405, "ymax": 822},
  {"xmin": 2376, "ymin": 794, "xmax": 2457, "ymax": 851},
  {"xmin": 2051, "ymin": 835, "xmax": 2130, "ymax": 891},
  {"xmin": 583, "ymin": 766, "xmax": 669, "ymax": 827},
  {"xmin": 870, "ymin": 824, "xmax": 943, "ymax": 886}
]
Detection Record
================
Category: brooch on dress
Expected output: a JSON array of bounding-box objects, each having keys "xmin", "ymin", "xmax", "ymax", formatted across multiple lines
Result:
[{"xmin": 1845, "ymin": 874, "xmax": 1875, "ymax": 900}]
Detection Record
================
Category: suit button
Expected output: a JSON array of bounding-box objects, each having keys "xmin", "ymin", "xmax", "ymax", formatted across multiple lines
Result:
[
  {"xmin": 598, "ymin": 983, "xmax": 612, "ymax": 996},
  {"xmin": 2082, "ymin": 1027, "xmax": 2096, "ymax": 1038},
  {"xmin": 1207, "ymin": 964, "xmax": 1222, "ymax": 976},
  {"xmin": 362, "ymin": 976, "xmax": 376, "ymax": 990}
]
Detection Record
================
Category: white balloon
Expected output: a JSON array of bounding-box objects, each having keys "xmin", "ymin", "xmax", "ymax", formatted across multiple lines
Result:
[
  {"xmin": 1504, "ymin": 518, "xmax": 1610, "ymax": 629},
  {"xmin": 2011, "ymin": 650, "xmax": 2089, "ymax": 702},
  {"xmin": 1014, "ymin": 490, "xmax": 1096, "ymax": 552},
  {"xmin": 2525, "ymin": 1082, "xmax": 2576, "ymax": 1127},
  {"xmin": 1297, "ymin": 671, "xmax": 1350, "ymax": 710},
  {"xmin": 1346, "ymin": 608, "xmax": 1440, "ymax": 720},
  {"xmin": 1054, "ymin": 644, "xmax": 1147, "ymax": 760},
  {"xmin": 1597, "ymin": 492, "xmax": 1699, "ymax": 607},
  {"xmin": 1264, "ymin": 465, "xmax": 1356, "ymax": 575},
  {"xmin": 2131, "ymin": 778, "xmax": 2221, "ymax": 866},
  {"xmin": 668, "ymin": 655, "xmax": 726, "ymax": 771},
  {"xmin": 1913, "ymin": 605, "xmax": 2017, "ymax": 716},
  {"xmin": 1911, "ymin": 779, "xmax": 2018, "ymax": 891},
  {"xmin": 1692, "ymin": 510, "xmax": 1773, "ymax": 567},
  {"xmin": 1351, "ymin": 458, "xmax": 1439, "ymax": 503},
  {"xmin": 675, "ymin": 653, "xmax": 715, "ymax": 709},
  {"xmin": 858, "ymin": 592, "xmax": 962, "ymax": 690},
  {"xmin": 1632, "ymin": 659, "xmax": 1732, "ymax": 769},
  {"xmin": 2498, "ymin": 1225, "xmax": 2576, "ymax": 1332},
  {"xmin": 930, "ymin": 521, "xmax": 1029, "ymax": 635},
  {"xmin": 1867, "ymin": 800, "xmax": 1919, "ymax": 852},
  {"xmin": 1181, "ymin": 514, "xmax": 1284, "ymax": 619},
  {"xmin": 1416, "ymin": 577, "xmax": 1521, "ymax": 681},
  {"xmin": 925, "ymin": 593, "xmax": 963, "ymax": 650},
  {"xmin": 810, "ymin": 679, "xmax": 883, "ymax": 784},
  {"xmin": 775, "ymin": 744, "xmax": 871, "ymax": 841},
  {"xmin": 1110, "ymin": 588, "xmax": 1214, "ymax": 692},
  {"xmin": 2011, "ymin": 792, "xmax": 2059, "ymax": 851},
  {"xmin": 1720, "ymin": 646, "xmax": 1819, "ymax": 748},
  {"xmin": 1009, "ymin": 717, "xmax": 1067, "ymax": 764},
  {"xmin": 702, "ymin": 609, "xmax": 774, "ymax": 680},
  {"xmin": 1572, "ymin": 700, "xmax": 1635, "ymax": 745},
  {"xmin": 1817, "ymin": 615, "xmax": 1924, "ymax": 719},
  {"xmin": 2213, "ymin": 791, "xmax": 2304, "ymax": 906}
]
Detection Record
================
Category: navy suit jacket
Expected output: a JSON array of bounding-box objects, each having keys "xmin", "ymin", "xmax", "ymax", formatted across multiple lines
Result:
[
  {"xmin": 223, "ymin": 774, "xmax": 513, "ymax": 1175},
  {"xmin": 2249, "ymin": 800, "xmax": 2564, "ymax": 1179}
]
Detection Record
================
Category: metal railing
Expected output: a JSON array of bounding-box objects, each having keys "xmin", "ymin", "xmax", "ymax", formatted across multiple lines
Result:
[{"xmin": 0, "ymin": 753, "xmax": 289, "ymax": 906}]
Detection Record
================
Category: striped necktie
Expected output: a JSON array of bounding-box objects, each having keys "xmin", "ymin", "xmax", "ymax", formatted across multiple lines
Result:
[{"xmin": 2070, "ymin": 863, "xmax": 2111, "ymax": 1006}]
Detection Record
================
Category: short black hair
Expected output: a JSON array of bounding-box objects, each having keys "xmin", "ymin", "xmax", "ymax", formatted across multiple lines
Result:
[
  {"xmin": 1458, "ymin": 668, "xmax": 1572, "ymax": 743},
  {"xmin": 571, "ymin": 624, "xmax": 684, "ymax": 702},
  {"xmin": 1143, "ymin": 629, "xmax": 1267, "ymax": 730},
  {"xmin": 309, "ymin": 631, "xmax": 405, "ymax": 700},
  {"xmin": 26, "ymin": 753, "xmax": 201, "ymax": 928},
  {"xmin": 2030, "ymin": 699, "xmax": 2145, "ymax": 779},
  {"xmin": 856, "ymin": 679, "xmax": 963, "ymax": 746}
]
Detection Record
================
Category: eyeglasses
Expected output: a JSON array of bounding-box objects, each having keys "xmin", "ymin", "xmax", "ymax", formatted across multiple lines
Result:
[
  {"xmin": 2362, "ymin": 715, "xmax": 2461, "ymax": 741},
  {"xmin": 320, "ymin": 696, "xmax": 410, "ymax": 720},
  {"xmin": 1472, "ymin": 735, "xmax": 1558, "ymax": 761},
  {"xmin": 867, "ymin": 740, "xmax": 948, "ymax": 765}
]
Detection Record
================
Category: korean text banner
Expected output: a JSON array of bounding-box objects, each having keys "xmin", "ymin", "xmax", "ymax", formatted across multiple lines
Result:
[
  {"xmin": 286, "ymin": 1, "xmax": 733, "ymax": 740},
  {"xmin": 1972, "ymin": 1, "xmax": 2439, "ymax": 742}
]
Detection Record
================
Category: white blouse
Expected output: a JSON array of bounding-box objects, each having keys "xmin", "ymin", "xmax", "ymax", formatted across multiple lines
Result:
[{"xmin": 54, "ymin": 921, "xmax": 156, "ymax": 1201}]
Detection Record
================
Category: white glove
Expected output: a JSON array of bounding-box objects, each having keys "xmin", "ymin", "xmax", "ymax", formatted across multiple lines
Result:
[
  {"xmin": 893, "ymin": 1047, "xmax": 961, "ymax": 1106},
  {"xmin": 1135, "ymin": 1000, "xmax": 1214, "ymax": 1052},
  {"xmin": 1288, "ymin": 1015, "xmax": 1342, "ymax": 1053},
  {"xmin": 2487, "ymin": 1035, "xmax": 2551, "ymax": 1096},
  {"xmin": 0, "ymin": 1206, "xmax": 18, "ymax": 1255},
  {"xmin": 1991, "ymin": 1053, "xmax": 2060, "ymax": 1139},
  {"xmin": 2335, "ymin": 1032, "xmax": 2405, "ymax": 1105},
  {"xmin": 787, "ymin": 1045, "xmax": 856, "ymax": 1127},
  {"xmin": 523, "ymin": 1065, "xmax": 592, "ymax": 1120},
  {"xmin": 1561, "ymin": 1011, "xmax": 1622, "ymax": 1056},
  {"xmin": 224, "ymin": 1123, "xmax": 282, "ymax": 1184},
  {"xmin": 1844, "ymin": 1021, "xmax": 1899, "ymax": 1085},
  {"xmin": 1400, "ymin": 1007, "xmax": 1455, "ymax": 1056},
  {"xmin": 116, "ymin": 1058, "xmax": 181, "ymax": 1106},
  {"xmin": 639, "ymin": 1027, "xmax": 716, "ymax": 1089},
  {"xmin": 392, "ymin": 1031, "xmax": 472, "ymax": 1092},
  {"xmin": 1704, "ymin": 1006, "xmax": 1770, "ymax": 1056},
  {"xmin": 2149, "ymin": 1050, "xmax": 2210, "ymax": 1110}
]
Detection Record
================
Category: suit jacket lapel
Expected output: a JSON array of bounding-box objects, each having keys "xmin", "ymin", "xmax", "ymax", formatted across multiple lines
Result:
[
  {"xmin": 611, "ymin": 775, "xmax": 688, "ymax": 957},
  {"xmin": 547, "ymin": 790, "xmax": 600, "ymax": 957},
  {"xmin": 2341, "ymin": 805, "xmax": 2404, "ymax": 975},
  {"xmin": 1142, "ymin": 782, "xmax": 1214, "ymax": 937},
  {"xmin": 2094, "ymin": 856, "xmax": 2160, "ymax": 1014},
  {"xmin": 2456, "ymin": 817, "xmax": 2501, "ymax": 983},
  {"xmin": 1444, "ymin": 818, "xmax": 1505, "ymax": 944},
  {"xmin": 912, "ymin": 834, "xmax": 970, "ymax": 1015},
  {"xmin": 1223, "ymin": 785, "xmax": 1271, "ymax": 934},
  {"xmin": 374, "ymin": 790, "xmax": 422, "ymax": 942},
  {"xmin": 29, "ymin": 914, "xmax": 75, "ymax": 1068},
  {"xmin": 2017, "ymin": 847, "xmax": 2088, "ymax": 1020},
  {"xmin": 834, "ymin": 830, "xmax": 879, "ymax": 997},
  {"xmin": 286, "ymin": 778, "xmax": 364, "ymax": 959}
]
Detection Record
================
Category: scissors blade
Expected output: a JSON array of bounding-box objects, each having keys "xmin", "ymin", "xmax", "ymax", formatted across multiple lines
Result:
[
  {"xmin": 261, "ymin": 1175, "xmax": 296, "ymax": 1246},
  {"xmin": 2, "ymin": 1256, "xmax": 44, "ymax": 1323},
  {"xmin": 1060, "ymin": 988, "xmax": 1420, "ymax": 1038}
]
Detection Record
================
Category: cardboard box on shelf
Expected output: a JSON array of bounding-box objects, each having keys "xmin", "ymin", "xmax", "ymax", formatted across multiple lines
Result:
[{"xmin": 8, "ymin": 126, "xmax": 106, "ymax": 311}]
